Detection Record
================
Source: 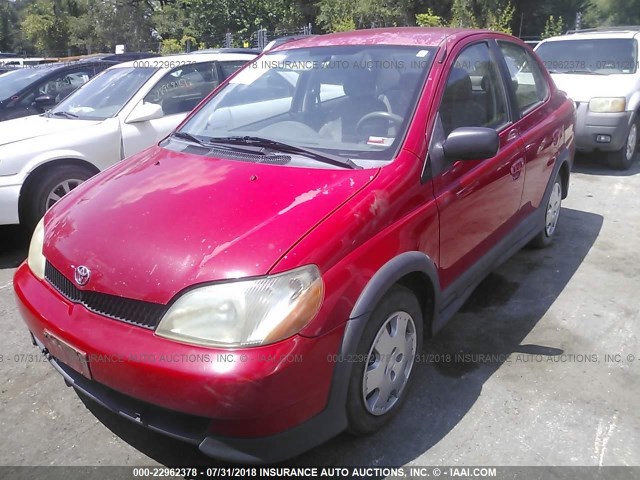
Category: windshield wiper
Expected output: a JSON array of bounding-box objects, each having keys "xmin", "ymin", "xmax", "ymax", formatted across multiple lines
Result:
[
  {"xmin": 208, "ymin": 136, "xmax": 361, "ymax": 170},
  {"xmin": 50, "ymin": 111, "xmax": 78, "ymax": 119},
  {"xmin": 171, "ymin": 131, "xmax": 267, "ymax": 155},
  {"xmin": 172, "ymin": 131, "xmax": 206, "ymax": 146}
]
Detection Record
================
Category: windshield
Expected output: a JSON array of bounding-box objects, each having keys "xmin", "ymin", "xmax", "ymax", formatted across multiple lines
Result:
[
  {"xmin": 177, "ymin": 45, "xmax": 435, "ymax": 164},
  {"xmin": 0, "ymin": 67, "xmax": 56, "ymax": 100},
  {"xmin": 51, "ymin": 66, "xmax": 156, "ymax": 120},
  {"xmin": 536, "ymin": 38, "xmax": 638, "ymax": 74}
]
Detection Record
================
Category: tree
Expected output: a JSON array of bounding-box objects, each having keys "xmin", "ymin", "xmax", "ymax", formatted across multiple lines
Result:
[
  {"xmin": 449, "ymin": 0, "xmax": 476, "ymax": 28},
  {"xmin": 0, "ymin": 0, "xmax": 19, "ymax": 52},
  {"xmin": 541, "ymin": 15, "xmax": 563, "ymax": 39},
  {"xmin": 21, "ymin": 0, "xmax": 69, "ymax": 55},
  {"xmin": 416, "ymin": 9, "xmax": 444, "ymax": 27},
  {"xmin": 486, "ymin": 1, "xmax": 514, "ymax": 34}
]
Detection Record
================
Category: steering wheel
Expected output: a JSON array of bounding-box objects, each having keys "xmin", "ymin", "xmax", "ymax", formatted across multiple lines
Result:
[{"xmin": 356, "ymin": 111, "xmax": 404, "ymax": 134}]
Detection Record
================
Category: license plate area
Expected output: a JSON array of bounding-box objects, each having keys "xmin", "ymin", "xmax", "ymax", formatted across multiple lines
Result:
[{"xmin": 43, "ymin": 330, "xmax": 92, "ymax": 379}]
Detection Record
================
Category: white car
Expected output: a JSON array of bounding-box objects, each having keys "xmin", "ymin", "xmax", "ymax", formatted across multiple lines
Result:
[
  {"xmin": 535, "ymin": 28, "xmax": 640, "ymax": 170},
  {"xmin": 0, "ymin": 51, "xmax": 256, "ymax": 227}
]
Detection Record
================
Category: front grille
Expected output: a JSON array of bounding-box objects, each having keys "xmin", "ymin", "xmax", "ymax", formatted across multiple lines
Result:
[{"xmin": 45, "ymin": 262, "xmax": 168, "ymax": 329}]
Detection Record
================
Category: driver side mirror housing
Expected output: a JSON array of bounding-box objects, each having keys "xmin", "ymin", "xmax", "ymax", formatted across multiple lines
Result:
[
  {"xmin": 126, "ymin": 102, "xmax": 164, "ymax": 124},
  {"xmin": 443, "ymin": 127, "xmax": 499, "ymax": 161},
  {"xmin": 33, "ymin": 95, "xmax": 55, "ymax": 110}
]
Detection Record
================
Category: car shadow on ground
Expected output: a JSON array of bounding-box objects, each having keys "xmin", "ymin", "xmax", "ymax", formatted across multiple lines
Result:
[
  {"xmin": 0, "ymin": 225, "xmax": 29, "ymax": 270},
  {"xmin": 75, "ymin": 206, "xmax": 603, "ymax": 468},
  {"xmin": 572, "ymin": 153, "xmax": 640, "ymax": 177}
]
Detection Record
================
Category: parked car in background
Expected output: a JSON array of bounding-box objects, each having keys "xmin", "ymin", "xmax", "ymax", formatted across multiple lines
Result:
[
  {"xmin": 535, "ymin": 27, "xmax": 640, "ymax": 169},
  {"xmin": 78, "ymin": 52, "xmax": 161, "ymax": 63},
  {"xmin": 0, "ymin": 51, "xmax": 257, "ymax": 228},
  {"xmin": 14, "ymin": 28, "xmax": 575, "ymax": 463},
  {"xmin": 0, "ymin": 57, "xmax": 59, "ymax": 67},
  {"xmin": 0, "ymin": 66, "xmax": 19, "ymax": 76},
  {"xmin": 0, "ymin": 60, "xmax": 119, "ymax": 121}
]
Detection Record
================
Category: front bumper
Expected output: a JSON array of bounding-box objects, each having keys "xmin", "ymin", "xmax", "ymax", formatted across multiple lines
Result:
[
  {"xmin": 14, "ymin": 263, "xmax": 349, "ymax": 463},
  {"xmin": 0, "ymin": 175, "xmax": 21, "ymax": 225},
  {"xmin": 574, "ymin": 103, "xmax": 634, "ymax": 153}
]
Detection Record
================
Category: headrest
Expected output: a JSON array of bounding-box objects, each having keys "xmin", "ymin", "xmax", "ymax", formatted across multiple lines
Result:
[
  {"xmin": 343, "ymin": 69, "xmax": 377, "ymax": 97},
  {"xmin": 444, "ymin": 67, "xmax": 473, "ymax": 102}
]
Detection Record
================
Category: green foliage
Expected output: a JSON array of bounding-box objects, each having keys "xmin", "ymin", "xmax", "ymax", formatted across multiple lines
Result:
[
  {"xmin": 333, "ymin": 17, "xmax": 356, "ymax": 32},
  {"xmin": 317, "ymin": 0, "xmax": 411, "ymax": 31},
  {"xmin": 0, "ymin": 1, "xmax": 19, "ymax": 52},
  {"xmin": 415, "ymin": 9, "xmax": 444, "ymax": 27},
  {"xmin": 160, "ymin": 38, "xmax": 183, "ymax": 54},
  {"xmin": 316, "ymin": 0, "xmax": 356, "ymax": 31},
  {"xmin": 21, "ymin": 0, "xmax": 69, "ymax": 55},
  {"xmin": 449, "ymin": 0, "xmax": 476, "ymax": 28},
  {"xmin": 541, "ymin": 15, "xmax": 564, "ymax": 39},
  {"xmin": 1, "ymin": 0, "xmax": 639, "ymax": 56},
  {"xmin": 486, "ymin": 2, "xmax": 514, "ymax": 34}
]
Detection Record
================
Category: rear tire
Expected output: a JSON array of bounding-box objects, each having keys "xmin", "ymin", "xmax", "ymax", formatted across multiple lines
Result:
[
  {"xmin": 346, "ymin": 285, "xmax": 423, "ymax": 435},
  {"xmin": 607, "ymin": 121, "xmax": 637, "ymax": 170},
  {"xmin": 529, "ymin": 173, "xmax": 562, "ymax": 249},
  {"xmin": 22, "ymin": 164, "xmax": 94, "ymax": 230}
]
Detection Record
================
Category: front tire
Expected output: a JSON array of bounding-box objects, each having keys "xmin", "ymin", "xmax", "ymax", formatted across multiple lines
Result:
[
  {"xmin": 22, "ymin": 164, "xmax": 94, "ymax": 230},
  {"xmin": 607, "ymin": 121, "xmax": 637, "ymax": 170},
  {"xmin": 346, "ymin": 285, "xmax": 423, "ymax": 434}
]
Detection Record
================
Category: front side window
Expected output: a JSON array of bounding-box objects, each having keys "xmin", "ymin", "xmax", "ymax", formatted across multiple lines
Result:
[
  {"xmin": 0, "ymin": 67, "xmax": 55, "ymax": 101},
  {"xmin": 176, "ymin": 45, "xmax": 436, "ymax": 163},
  {"xmin": 26, "ymin": 68, "xmax": 95, "ymax": 105},
  {"xmin": 499, "ymin": 42, "xmax": 549, "ymax": 114},
  {"xmin": 439, "ymin": 42, "xmax": 509, "ymax": 136},
  {"xmin": 144, "ymin": 62, "xmax": 220, "ymax": 115},
  {"xmin": 51, "ymin": 67, "xmax": 157, "ymax": 120}
]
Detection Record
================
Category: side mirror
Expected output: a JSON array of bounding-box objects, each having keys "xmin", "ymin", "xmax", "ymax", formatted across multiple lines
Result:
[
  {"xmin": 443, "ymin": 127, "xmax": 499, "ymax": 160},
  {"xmin": 33, "ymin": 95, "xmax": 55, "ymax": 110},
  {"xmin": 126, "ymin": 102, "xmax": 164, "ymax": 124}
]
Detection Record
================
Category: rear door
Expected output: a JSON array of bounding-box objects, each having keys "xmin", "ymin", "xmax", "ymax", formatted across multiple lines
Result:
[
  {"xmin": 497, "ymin": 40, "xmax": 562, "ymax": 217},
  {"xmin": 430, "ymin": 39, "xmax": 526, "ymax": 291}
]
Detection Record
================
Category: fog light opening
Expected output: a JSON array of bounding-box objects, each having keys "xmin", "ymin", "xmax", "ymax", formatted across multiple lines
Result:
[{"xmin": 596, "ymin": 134, "xmax": 611, "ymax": 143}]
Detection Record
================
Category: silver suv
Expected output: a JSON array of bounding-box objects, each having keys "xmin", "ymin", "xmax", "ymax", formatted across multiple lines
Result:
[{"xmin": 535, "ymin": 27, "xmax": 640, "ymax": 169}]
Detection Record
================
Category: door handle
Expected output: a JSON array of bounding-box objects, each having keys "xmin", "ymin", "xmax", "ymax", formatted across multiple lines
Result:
[
  {"xmin": 507, "ymin": 129, "xmax": 519, "ymax": 142},
  {"xmin": 510, "ymin": 158, "xmax": 525, "ymax": 180}
]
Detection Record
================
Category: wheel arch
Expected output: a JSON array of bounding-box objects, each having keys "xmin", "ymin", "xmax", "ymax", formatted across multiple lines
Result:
[
  {"xmin": 18, "ymin": 158, "xmax": 99, "ymax": 222},
  {"xmin": 349, "ymin": 251, "xmax": 441, "ymax": 338}
]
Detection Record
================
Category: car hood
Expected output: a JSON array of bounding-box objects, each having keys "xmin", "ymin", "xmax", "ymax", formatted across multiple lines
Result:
[
  {"xmin": 0, "ymin": 115, "xmax": 103, "ymax": 146},
  {"xmin": 550, "ymin": 73, "xmax": 638, "ymax": 103},
  {"xmin": 44, "ymin": 146, "xmax": 378, "ymax": 304}
]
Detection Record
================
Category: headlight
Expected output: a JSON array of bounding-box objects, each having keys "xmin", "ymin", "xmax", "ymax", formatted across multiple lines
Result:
[
  {"xmin": 588, "ymin": 97, "xmax": 626, "ymax": 113},
  {"xmin": 156, "ymin": 265, "xmax": 324, "ymax": 348},
  {"xmin": 27, "ymin": 217, "xmax": 46, "ymax": 280}
]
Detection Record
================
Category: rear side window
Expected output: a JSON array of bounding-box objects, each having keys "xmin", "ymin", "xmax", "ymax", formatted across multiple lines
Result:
[{"xmin": 499, "ymin": 42, "xmax": 549, "ymax": 114}]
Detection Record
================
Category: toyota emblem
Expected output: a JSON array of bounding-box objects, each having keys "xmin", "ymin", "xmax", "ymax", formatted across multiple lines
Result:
[{"xmin": 74, "ymin": 265, "xmax": 91, "ymax": 286}]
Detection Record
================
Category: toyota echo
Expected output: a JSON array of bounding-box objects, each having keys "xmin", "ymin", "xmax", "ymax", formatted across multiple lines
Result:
[{"xmin": 14, "ymin": 28, "xmax": 575, "ymax": 463}]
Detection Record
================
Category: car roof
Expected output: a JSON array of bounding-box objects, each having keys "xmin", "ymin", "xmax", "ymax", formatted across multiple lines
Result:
[
  {"xmin": 112, "ymin": 51, "xmax": 258, "ymax": 70},
  {"xmin": 194, "ymin": 48, "xmax": 261, "ymax": 55},
  {"xmin": 541, "ymin": 29, "xmax": 640, "ymax": 42},
  {"xmin": 273, "ymin": 27, "xmax": 493, "ymax": 50}
]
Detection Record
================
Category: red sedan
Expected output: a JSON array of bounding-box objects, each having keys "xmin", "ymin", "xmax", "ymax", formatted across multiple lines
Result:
[{"xmin": 14, "ymin": 28, "xmax": 575, "ymax": 463}]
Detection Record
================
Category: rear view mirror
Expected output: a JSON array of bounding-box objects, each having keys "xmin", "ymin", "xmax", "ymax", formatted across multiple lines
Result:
[
  {"xmin": 126, "ymin": 102, "xmax": 164, "ymax": 124},
  {"xmin": 443, "ymin": 127, "xmax": 499, "ymax": 160}
]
